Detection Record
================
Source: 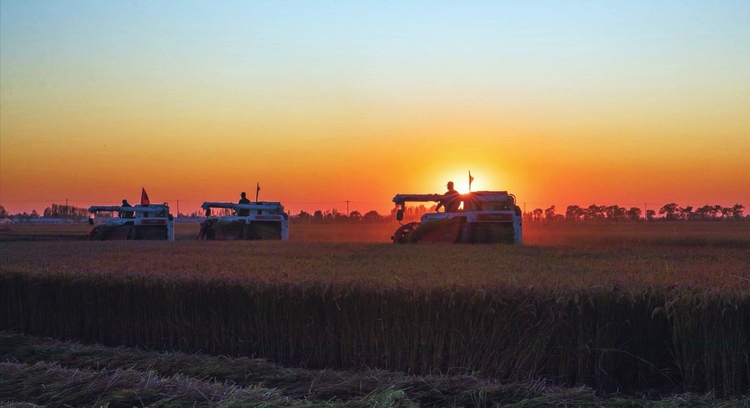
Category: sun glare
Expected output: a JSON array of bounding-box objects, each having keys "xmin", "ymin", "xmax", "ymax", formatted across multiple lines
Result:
[
  {"xmin": 456, "ymin": 184, "xmax": 469, "ymax": 195},
  {"xmin": 431, "ymin": 171, "xmax": 499, "ymax": 195},
  {"xmin": 456, "ymin": 176, "xmax": 488, "ymax": 194}
]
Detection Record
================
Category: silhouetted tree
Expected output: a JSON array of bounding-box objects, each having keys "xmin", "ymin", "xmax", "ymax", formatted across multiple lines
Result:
[
  {"xmin": 0, "ymin": 205, "xmax": 6, "ymax": 218},
  {"xmin": 584, "ymin": 204, "xmax": 605, "ymax": 221},
  {"xmin": 544, "ymin": 205, "xmax": 556, "ymax": 221},
  {"xmin": 532, "ymin": 208, "xmax": 543, "ymax": 222},
  {"xmin": 732, "ymin": 204, "xmax": 745, "ymax": 219},
  {"xmin": 677, "ymin": 206, "xmax": 693, "ymax": 221},
  {"xmin": 627, "ymin": 207, "xmax": 642, "ymax": 221},
  {"xmin": 294, "ymin": 210, "xmax": 311, "ymax": 223},
  {"xmin": 659, "ymin": 203, "xmax": 679, "ymax": 220},
  {"xmin": 646, "ymin": 209, "xmax": 656, "ymax": 221},
  {"xmin": 720, "ymin": 207, "xmax": 732, "ymax": 219},
  {"xmin": 604, "ymin": 205, "xmax": 627, "ymax": 221},
  {"xmin": 605, "ymin": 205, "xmax": 617, "ymax": 220},
  {"xmin": 694, "ymin": 205, "xmax": 708, "ymax": 220},
  {"xmin": 696, "ymin": 204, "xmax": 722, "ymax": 220},
  {"xmin": 565, "ymin": 205, "xmax": 583, "ymax": 221},
  {"xmin": 363, "ymin": 210, "xmax": 382, "ymax": 223},
  {"xmin": 313, "ymin": 210, "xmax": 323, "ymax": 223}
]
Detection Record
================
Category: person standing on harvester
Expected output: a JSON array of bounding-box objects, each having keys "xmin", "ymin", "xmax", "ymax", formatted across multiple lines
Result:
[
  {"xmin": 436, "ymin": 181, "xmax": 461, "ymax": 212},
  {"xmin": 237, "ymin": 192, "xmax": 250, "ymax": 216}
]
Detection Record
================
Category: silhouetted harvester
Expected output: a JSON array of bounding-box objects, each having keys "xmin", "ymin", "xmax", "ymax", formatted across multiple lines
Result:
[
  {"xmin": 196, "ymin": 201, "xmax": 289, "ymax": 240},
  {"xmin": 87, "ymin": 203, "xmax": 175, "ymax": 241},
  {"xmin": 391, "ymin": 191, "xmax": 523, "ymax": 244}
]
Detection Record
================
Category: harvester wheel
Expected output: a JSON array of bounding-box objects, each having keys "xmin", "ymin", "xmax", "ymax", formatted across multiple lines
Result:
[
  {"xmin": 88, "ymin": 225, "xmax": 104, "ymax": 240},
  {"xmin": 391, "ymin": 222, "xmax": 420, "ymax": 244},
  {"xmin": 196, "ymin": 219, "xmax": 216, "ymax": 240}
]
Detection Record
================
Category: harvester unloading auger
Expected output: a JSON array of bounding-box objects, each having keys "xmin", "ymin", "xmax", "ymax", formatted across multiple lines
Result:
[
  {"xmin": 196, "ymin": 201, "xmax": 289, "ymax": 240},
  {"xmin": 391, "ymin": 191, "xmax": 523, "ymax": 244}
]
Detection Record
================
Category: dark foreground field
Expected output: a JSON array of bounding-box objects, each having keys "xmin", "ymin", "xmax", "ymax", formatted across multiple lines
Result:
[
  {"xmin": 2, "ymin": 331, "xmax": 746, "ymax": 408},
  {"xmin": 1, "ymin": 222, "xmax": 749, "ymax": 406}
]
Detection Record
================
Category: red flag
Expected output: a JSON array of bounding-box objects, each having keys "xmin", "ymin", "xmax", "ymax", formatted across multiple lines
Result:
[{"xmin": 140, "ymin": 188, "xmax": 150, "ymax": 205}]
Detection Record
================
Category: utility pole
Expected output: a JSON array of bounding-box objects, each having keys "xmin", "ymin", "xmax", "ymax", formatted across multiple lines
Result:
[
  {"xmin": 644, "ymin": 203, "xmax": 647, "ymax": 220},
  {"xmin": 346, "ymin": 200, "xmax": 349, "ymax": 216},
  {"xmin": 65, "ymin": 198, "xmax": 68, "ymax": 222},
  {"xmin": 177, "ymin": 200, "xmax": 180, "ymax": 217}
]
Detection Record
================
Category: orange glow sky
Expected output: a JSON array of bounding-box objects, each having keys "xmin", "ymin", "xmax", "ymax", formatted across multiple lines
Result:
[{"xmin": 2, "ymin": 2, "xmax": 749, "ymax": 215}]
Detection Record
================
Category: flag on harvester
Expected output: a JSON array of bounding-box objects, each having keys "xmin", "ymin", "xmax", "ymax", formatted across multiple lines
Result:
[
  {"xmin": 255, "ymin": 182, "xmax": 260, "ymax": 202},
  {"xmin": 140, "ymin": 188, "xmax": 150, "ymax": 205},
  {"xmin": 469, "ymin": 171, "xmax": 474, "ymax": 192}
]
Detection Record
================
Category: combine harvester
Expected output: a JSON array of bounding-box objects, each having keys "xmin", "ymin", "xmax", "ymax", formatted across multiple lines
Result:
[
  {"xmin": 196, "ymin": 201, "xmax": 289, "ymax": 240},
  {"xmin": 391, "ymin": 191, "xmax": 522, "ymax": 244},
  {"xmin": 87, "ymin": 204, "xmax": 175, "ymax": 241}
]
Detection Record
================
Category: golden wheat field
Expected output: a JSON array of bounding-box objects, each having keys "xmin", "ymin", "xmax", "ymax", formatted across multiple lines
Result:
[
  {"xmin": 3, "ymin": 221, "xmax": 750, "ymax": 289},
  {"xmin": 2, "ymin": 221, "xmax": 749, "ymax": 396},
  {"xmin": 4, "ymin": 220, "xmax": 750, "ymax": 245},
  {"xmin": 1, "ymin": 221, "xmax": 749, "ymax": 290},
  {"xmin": 1, "ymin": 235, "xmax": 749, "ymax": 290}
]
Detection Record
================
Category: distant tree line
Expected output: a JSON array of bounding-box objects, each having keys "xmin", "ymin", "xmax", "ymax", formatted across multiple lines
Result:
[
  {"xmin": 0, "ymin": 204, "xmax": 39, "ymax": 221},
  {"xmin": 524, "ymin": 203, "xmax": 746, "ymax": 222},
  {"xmin": 292, "ymin": 209, "xmax": 388, "ymax": 224},
  {"xmin": 289, "ymin": 204, "xmax": 435, "ymax": 224},
  {"xmin": 43, "ymin": 204, "xmax": 89, "ymax": 220},
  {"xmin": 655, "ymin": 203, "xmax": 746, "ymax": 221},
  {"xmin": 0, "ymin": 203, "xmax": 90, "ymax": 222},
  {"xmin": 0, "ymin": 202, "xmax": 746, "ymax": 224}
]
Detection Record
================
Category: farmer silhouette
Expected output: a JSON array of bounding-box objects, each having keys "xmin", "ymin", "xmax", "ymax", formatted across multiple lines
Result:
[
  {"xmin": 237, "ymin": 192, "xmax": 250, "ymax": 216},
  {"xmin": 119, "ymin": 199, "xmax": 134, "ymax": 218},
  {"xmin": 436, "ymin": 181, "xmax": 461, "ymax": 212}
]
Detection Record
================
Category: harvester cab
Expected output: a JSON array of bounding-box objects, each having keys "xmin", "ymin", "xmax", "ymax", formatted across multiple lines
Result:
[
  {"xmin": 196, "ymin": 201, "xmax": 289, "ymax": 240},
  {"xmin": 87, "ymin": 204, "xmax": 175, "ymax": 241},
  {"xmin": 391, "ymin": 191, "xmax": 522, "ymax": 244}
]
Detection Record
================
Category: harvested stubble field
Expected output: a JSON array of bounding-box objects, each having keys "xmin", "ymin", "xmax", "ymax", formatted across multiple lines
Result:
[{"xmin": 1, "ymin": 221, "xmax": 749, "ymax": 406}]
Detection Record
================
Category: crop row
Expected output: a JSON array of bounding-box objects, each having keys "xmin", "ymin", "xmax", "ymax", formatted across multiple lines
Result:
[{"xmin": 1, "ymin": 270, "xmax": 748, "ymax": 396}]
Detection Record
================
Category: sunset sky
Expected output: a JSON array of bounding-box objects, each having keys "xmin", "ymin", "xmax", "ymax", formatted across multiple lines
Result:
[{"xmin": 2, "ymin": 1, "xmax": 749, "ymax": 215}]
